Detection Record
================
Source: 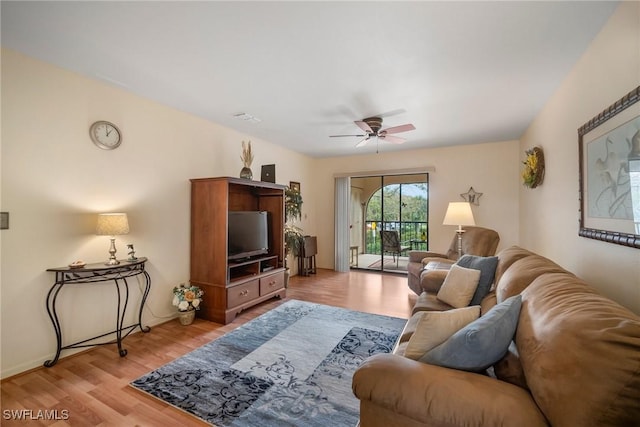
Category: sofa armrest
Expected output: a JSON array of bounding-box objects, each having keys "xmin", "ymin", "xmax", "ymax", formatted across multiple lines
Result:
[
  {"xmin": 353, "ymin": 354, "xmax": 548, "ymax": 427},
  {"xmin": 408, "ymin": 251, "xmax": 448, "ymax": 263},
  {"xmin": 420, "ymin": 269, "xmax": 449, "ymax": 294}
]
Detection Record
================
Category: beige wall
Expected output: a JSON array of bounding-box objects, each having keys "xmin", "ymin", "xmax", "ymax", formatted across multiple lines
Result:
[
  {"xmin": 312, "ymin": 140, "xmax": 521, "ymax": 269},
  {"xmin": 0, "ymin": 49, "xmax": 315, "ymax": 378},
  {"xmin": 519, "ymin": 1, "xmax": 640, "ymax": 313}
]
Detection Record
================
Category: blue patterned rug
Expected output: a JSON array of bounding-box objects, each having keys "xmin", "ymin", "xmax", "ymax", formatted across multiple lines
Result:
[{"xmin": 130, "ymin": 300, "xmax": 405, "ymax": 426}]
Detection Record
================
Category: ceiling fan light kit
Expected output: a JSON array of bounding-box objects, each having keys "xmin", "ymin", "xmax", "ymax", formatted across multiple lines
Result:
[{"xmin": 330, "ymin": 116, "xmax": 415, "ymax": 149}]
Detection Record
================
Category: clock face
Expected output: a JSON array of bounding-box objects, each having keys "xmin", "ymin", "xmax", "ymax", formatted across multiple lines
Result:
[{"xmin": 90, "ymin": 121, "xmax": 122, "ymax": 150}]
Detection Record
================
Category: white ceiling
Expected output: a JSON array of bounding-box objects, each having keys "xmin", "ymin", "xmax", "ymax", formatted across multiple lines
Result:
[{"xmin": 1, "ymin": 1, "xmax": 618, "ymax": 158}]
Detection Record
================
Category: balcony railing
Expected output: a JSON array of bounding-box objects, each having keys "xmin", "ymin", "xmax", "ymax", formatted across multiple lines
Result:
[{"xmin": 364, "ymin": 220, "xmax": 428, "ymax": 254}]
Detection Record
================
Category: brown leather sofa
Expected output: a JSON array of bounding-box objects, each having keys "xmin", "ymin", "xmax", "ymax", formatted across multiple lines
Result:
[
  {"xmin": 353, "ymin": 246, "xmax": 640, "ymax": 427},
  {"xmin": 407, "ymin": 227, "xmax": 500, "ymax": 294}
]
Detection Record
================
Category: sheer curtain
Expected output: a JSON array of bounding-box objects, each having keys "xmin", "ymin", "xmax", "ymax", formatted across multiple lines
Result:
[{"xmin": 334, "ymin": 177, "xmax": 350, "ymax": 272}]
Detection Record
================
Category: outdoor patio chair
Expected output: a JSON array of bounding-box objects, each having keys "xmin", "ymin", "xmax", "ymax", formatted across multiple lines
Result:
[{"xmin": 380, "ymin": 230, "xmax": 410, "ymax": 266}]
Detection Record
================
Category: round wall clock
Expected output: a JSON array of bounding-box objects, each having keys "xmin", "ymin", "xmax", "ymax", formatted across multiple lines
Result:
[{"xmin": 90, "ymin": 121, "xmax": 122, "ymax": 150}]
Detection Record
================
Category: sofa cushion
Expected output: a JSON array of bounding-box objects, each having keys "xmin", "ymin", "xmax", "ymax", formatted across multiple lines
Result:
[
  {"xmin": 495, "ymin": 250, "xmax": 566, "ymax": 303},
  {"xmin": 493, "ymin": 246, "xmax": 534, "ymax": 285},
  {"xmin": 412, "ymin": 292, "xmax": 455, "ymax": 314},
  {"xmin": 516, "ymin": 273, "xmax": 640, "ymax": 426},
  {"xmin": 456, "ymin": 255, "xmax": 499, "ymax": 305},
  {"xmin": 436, "ymin": 264, "xmax": 481, "ymax": 308},
  {"xmin": 492, "ymin": 341, "xmax": 528, "ymax": 390},
  {"xmin": 404, "ymin": 306, "xmax": 481, "ymax": 360},
  {"xmin": 420, "ymin": 294, "xmax": 522, "ymax": 371}
]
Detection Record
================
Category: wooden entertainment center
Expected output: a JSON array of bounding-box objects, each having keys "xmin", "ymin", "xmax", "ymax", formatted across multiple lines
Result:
[{"xmin": 190, "ymin": 176, "xmax": 286, "ymax": 324}]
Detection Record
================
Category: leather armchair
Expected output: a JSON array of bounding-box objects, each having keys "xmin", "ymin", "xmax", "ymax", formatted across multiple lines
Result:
[{"xmin": 407, "ymin": 227, "xmax": 499, "ymax": 294}]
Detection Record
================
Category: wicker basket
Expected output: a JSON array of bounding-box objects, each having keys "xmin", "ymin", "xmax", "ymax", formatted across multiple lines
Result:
[{"xmin": 178, "ymin": 309, "xmax": 196, "ymax": 326}]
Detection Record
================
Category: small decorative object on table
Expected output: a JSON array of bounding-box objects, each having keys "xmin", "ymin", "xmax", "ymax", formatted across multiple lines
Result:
[
  {"xmin": 240, "ymin": 140, "xmax": 254, "ymax": 179},
  {"xmin": 521, "ymin": 146, "xmax": 545, "ymax": 188},
  {"xmin": 68, "ymin": 260, "xmax": 86, "ymax": 269},
  {"xmin": 172, "ymin": 283, "xmax": 204, "ymax": 325},
  {"xmin": 126, "ymin": 244, "xmax": 137, "ymax": 261}
]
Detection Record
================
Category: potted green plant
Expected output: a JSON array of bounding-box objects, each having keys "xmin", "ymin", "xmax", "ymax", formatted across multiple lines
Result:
[{"xmin": 284, "ymin": 186, "xmax": 304, "ymax": 285}]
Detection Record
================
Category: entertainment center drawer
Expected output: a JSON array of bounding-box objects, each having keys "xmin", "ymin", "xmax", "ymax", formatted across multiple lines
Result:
[
  {"xmin": 260, "ymin": 271, "xmax": 285, "ymax": 295},
  {"xmin": 227, "ymin": 280, "xmax": 259, "ymax": 308}
]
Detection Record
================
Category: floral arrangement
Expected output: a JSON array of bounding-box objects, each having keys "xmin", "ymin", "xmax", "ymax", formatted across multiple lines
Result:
[
  {"xmin": 172, "ymin": 283, "xmax": 204, "ymax": 312},
  {"xmin": 521, "ymin": 146, "xmax": 545, "ymax": 188},
  {"xmin": 241, "ymin": 140, "xmax": 254, "ymax": 168}
]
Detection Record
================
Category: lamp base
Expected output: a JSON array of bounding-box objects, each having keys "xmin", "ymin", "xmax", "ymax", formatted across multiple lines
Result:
[
  {"xmin": 455, "ymin": 226, "xmax": 466, "ymax": 259},
  {"xmin": 105, "ymin": 237, "xmax": 120, "ymax": 265}
]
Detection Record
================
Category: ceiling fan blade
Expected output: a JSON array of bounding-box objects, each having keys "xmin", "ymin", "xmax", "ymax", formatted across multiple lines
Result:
[
  {"xmin": 383, "ymin": 123, "xmax": 415, "ymax": 134},
  {"xmin": 355, "ymin": 120, "xmax": 373, "ymax": 134},
  {"xmin": 355, "ymin": 137, "xmax": 370, "ymax": 148},
  {"xmin": 380, "ymin": 135, "xmax": 406, "ymax": 144},
  {"xmin": 377, "ymin": 108, "xmax": 406, "ymax": 118},
  {"xmin": 329, "ymin": 134, "xmax": 366, "ymax": 138}
]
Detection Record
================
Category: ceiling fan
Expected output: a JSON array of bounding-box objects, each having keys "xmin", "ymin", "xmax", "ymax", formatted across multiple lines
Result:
[{"xmin": 330, "ymin": 116, "xmax": 416, "ymax": 148}]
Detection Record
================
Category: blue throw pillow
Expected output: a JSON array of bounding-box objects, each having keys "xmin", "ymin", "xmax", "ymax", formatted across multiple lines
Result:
[
  {"xmin": 420, "ymin": 294, "xmax": 522, "ymax": 371},
  {"xmin": 456, "ymin": 255, "xmax": 499, "ymax": 305}
]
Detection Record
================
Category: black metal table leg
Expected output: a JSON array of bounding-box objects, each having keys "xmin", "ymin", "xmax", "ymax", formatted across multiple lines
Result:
[
  {"xmin": 138, "ymin": 270, "xmax": 152, "ymax": 333},
  {"xmin": 44, "ymin": 281, "xmax": 64, "ymax": 367}
]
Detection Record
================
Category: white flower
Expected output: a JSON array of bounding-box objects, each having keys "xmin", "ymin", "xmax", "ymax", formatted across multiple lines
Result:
[
  {"xmin": 192, "ymin": 299, "xmax": 200, "ymax": 308},
  {"xmin": 178, "ymin": 301, "xmax": 189, "ymax": 311},
  {"xmin": 172, "ymin": 295, "xmax": 180, "ymax": 307}
]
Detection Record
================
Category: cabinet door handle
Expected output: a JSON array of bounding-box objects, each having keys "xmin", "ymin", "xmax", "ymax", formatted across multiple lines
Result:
[
  {"xmin": 269, "ymin": 281, "xmax": 276, "ymax": 287},
  {"xmin": 239, "ymin": 289, "xmax": 249, "ymax": 297}
]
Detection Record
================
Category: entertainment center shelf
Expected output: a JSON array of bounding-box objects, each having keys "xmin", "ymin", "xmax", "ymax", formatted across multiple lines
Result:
[
  {"xmin": 228, "ymin": 255, "xmax": 279, "ymax": 282},
  {"xmin": 190, "ymin": 177, "xmax": 286, "ymax": 324}
]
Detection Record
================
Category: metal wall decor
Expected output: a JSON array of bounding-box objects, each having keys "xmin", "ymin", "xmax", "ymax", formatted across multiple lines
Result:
[{"xmin": 460, "ymin": 187, "xmax": 482, "ymax": 205}]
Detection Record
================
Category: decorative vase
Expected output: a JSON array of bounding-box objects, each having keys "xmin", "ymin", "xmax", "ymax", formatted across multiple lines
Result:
[
  {"xmin": 240, "ymin": 167, "xmax": 253, "ymax": 180},
  {"xmin": 178, "ymin": 309, "xmax": 196, "ymax": 325}
]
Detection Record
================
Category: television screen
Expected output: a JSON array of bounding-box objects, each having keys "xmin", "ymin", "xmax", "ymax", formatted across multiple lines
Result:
[{"xmin": 228, "ymin": 211, "xmax": 269, "ymax": 260}]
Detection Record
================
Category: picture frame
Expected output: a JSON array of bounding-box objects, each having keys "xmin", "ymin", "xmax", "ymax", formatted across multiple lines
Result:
[
  {"xmin": 289, "ymin": 181, "xmax": 301, "ymax": 193},
  {"xmin": 578, "ymin": 85, "xmax": 640, "ymax": 249}
]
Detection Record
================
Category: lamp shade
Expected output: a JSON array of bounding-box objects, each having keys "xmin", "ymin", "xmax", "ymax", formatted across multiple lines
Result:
[
  {"xmin": 443, "ymin": 202, "xmax": 475, "ymax": 226},
  {"xmin": 96, "ymin": 213, "xmax": 130, "ymax": 236}
]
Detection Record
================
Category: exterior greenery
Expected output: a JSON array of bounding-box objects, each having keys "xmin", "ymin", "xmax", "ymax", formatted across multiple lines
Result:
[{"xmin": 365, "ymin": 183, "xmax": 428, "ymax": 254}]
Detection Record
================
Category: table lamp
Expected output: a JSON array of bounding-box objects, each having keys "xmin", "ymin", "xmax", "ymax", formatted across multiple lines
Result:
[
  {"xmin": 96, "ymin": 213, "xmax": 130, "ymax": 265},
  {"xmin": 442, "ymin": 202, "xmax": 475, "ymax": 259}
]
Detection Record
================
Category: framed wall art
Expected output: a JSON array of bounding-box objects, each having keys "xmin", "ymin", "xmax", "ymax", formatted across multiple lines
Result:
[
  {"xmin": 289, "ymin": 181, "xmax": 301, "ymax": 193},
  {"xmin": 578, "ymin": 85, "xmax": 640, "ymax": 249}
]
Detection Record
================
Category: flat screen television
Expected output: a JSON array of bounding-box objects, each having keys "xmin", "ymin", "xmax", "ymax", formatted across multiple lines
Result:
[{"xmin": 228, "ymin": 211, "xmax": 269, "ymax": 260}]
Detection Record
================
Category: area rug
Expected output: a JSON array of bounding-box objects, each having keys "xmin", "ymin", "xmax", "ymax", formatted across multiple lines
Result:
[
  {"xmin": 130, "ymin": 299, "xmax": 406, "ymax": 426},
  {"xmin": 367, "ymin": 257, "xmax": 408, "ymax": 270}
]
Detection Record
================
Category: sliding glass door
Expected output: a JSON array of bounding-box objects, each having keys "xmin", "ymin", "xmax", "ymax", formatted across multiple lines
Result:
[{"xmin": 349, "ymin": 174, "xmax": 428, "ymax": 273}]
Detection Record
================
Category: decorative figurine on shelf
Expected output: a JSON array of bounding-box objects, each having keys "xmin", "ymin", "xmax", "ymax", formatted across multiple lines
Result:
[
  {"xmin": 127, "ymin": 244, "xmax": 138, "ymax": 261},
  {"xmin": 240, "ymin": 140, "xmax": 254, "ymax": 180}
]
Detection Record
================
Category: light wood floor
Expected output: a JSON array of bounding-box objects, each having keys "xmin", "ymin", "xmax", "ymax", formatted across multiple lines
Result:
[{"xmin": 1, "ymin": 269, "xmax": 416, "ymax": 426}]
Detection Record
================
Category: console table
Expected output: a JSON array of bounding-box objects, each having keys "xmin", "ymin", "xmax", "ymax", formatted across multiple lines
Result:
[{"xmin": 44, "ymin": 257, "xmax": 151, "ymax": 367}]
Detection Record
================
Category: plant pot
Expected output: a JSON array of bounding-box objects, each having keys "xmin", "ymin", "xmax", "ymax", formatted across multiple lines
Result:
[{"xmin": 178, "ymin": 309, "xmax": 196, "ymax": 325}]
